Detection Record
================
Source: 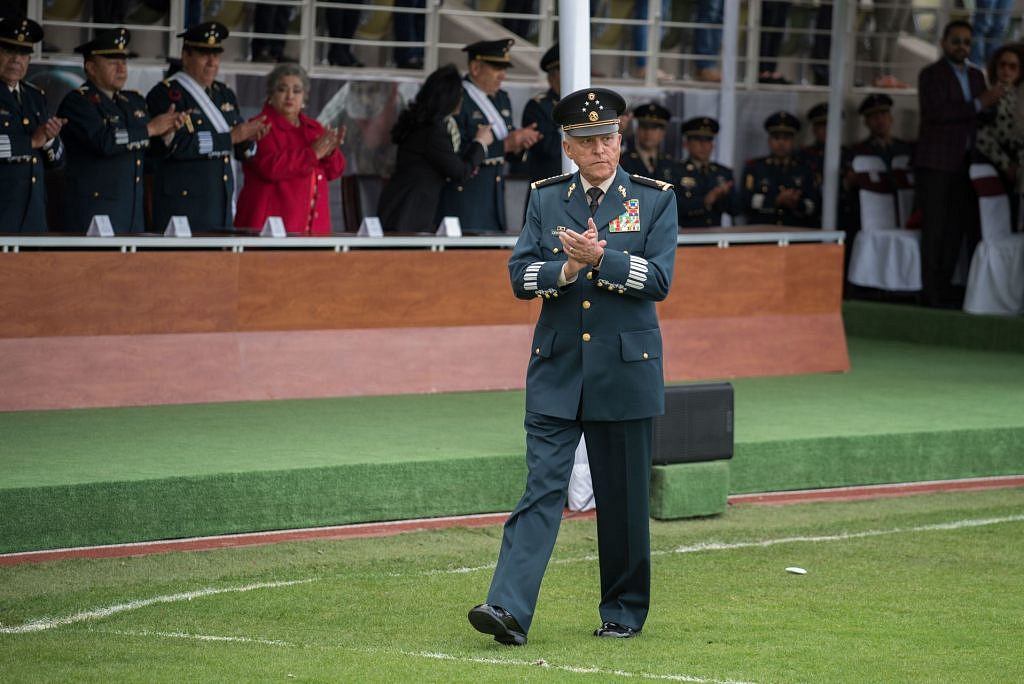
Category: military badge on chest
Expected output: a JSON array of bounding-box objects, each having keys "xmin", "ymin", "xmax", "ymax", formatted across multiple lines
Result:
[{"xmin": 608, "ymin": 199, "xmax": 641, "ymax": 233}]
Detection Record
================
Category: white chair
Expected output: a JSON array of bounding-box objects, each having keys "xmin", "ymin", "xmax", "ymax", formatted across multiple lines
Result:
[
  {"xmin": 963, "ymin": 163, "xmax": 1024, "ymax": 315},
  {"xmin": 847, "ymin": 155, "xmax": 922, "ymax": 291}
]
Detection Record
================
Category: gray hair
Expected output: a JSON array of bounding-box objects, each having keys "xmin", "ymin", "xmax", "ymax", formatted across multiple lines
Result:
[{"xmin": 266, "ymin": 63, "xmax": 310, "ymax": 98}]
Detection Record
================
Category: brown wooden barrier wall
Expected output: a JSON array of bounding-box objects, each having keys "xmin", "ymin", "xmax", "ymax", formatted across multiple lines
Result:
[{"xmin": 0, "ymin": 244, "xmax": 848, "ymax": 410}]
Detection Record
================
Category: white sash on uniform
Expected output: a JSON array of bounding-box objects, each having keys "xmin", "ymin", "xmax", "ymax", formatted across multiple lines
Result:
[
  {"xmin": 169, "ymin": 71, "xmax": 231, "ymax": 133},
  {"xmin": 462, "ymin": 79, "xmax": 509, "ymax": 141}
]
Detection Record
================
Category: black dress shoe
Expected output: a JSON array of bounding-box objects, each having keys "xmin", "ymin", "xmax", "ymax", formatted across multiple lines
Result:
[
  {"xmin": 468, "ymin": 603, "xmax": 527, "ymax": 646},
  {"xmin": 594, "ymin": 621, "xmax": 640, "ymax": 638}
]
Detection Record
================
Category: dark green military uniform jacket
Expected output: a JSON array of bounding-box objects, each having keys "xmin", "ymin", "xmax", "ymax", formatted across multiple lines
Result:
[
  {"xmin": 740, "ymin": 154, "xmax": 820, "ymax": 227},
  {"xmin": 509, "ymin": 167, "xmax": 678, "ymax": 422},
  {"xmin": 436, "ymin": 76, "xmax": 516, "ymax": 234},
  {"xmin": 0, "ymin": 81, "xmax": 64, "ymax": 232},
  {"xmin": 674, "ymin": 158, "xmax": 735, "ymax": 228},
  {"xmin": 58, "ymin": 82, "xmax": 151, "ymax": 233},
  {"xmin": 146, "ymin": 77, "xmax": 253, "ymax": 232},
  {"xmin": 521, "ymin": 88, "xmax": 561, "ymax": 182}
]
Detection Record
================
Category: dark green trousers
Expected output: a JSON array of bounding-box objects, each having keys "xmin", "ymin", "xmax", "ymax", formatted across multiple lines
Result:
[{"xmin": 486, "ymin": 410, "xmax": 653, "ymax": 634}]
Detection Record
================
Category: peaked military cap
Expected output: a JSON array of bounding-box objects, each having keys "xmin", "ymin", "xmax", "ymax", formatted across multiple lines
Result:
[
  {"xmin": 764, "ymin": 110, "xmax": 800, "ymax": 135},
  {"xmin": 633, "ymin": 102, "xmax": 671, "ymax": 128},
  {"xmin": 553, "ymin": 87, "xmax": 626, "ymax": 137},
  {"xmin": 0, "ymin": 16, "xmax": 43, "ymax": 54},
  {"xmin": 858, "ymin": 92, "xmax": 894, "ymax": 116},
  {"xmin": 540, "ymin": 43, "xmax": 559, "ymax": 72},
  {"xmin": 75, "ymin": 28, "xmax": 131, "ymax": 58},
  {"xmin": 178, "ymin": 21, "xmax": 228, "ymax": 53},
  {"xmin": 681, "ymin": 116, "xmax": 719, "ymax": 139},
  {"xmin": 463, "ymin": 39, "xmax": 515, "ymax": 67},
  {"xmin": 806, "ymin": 102, "xmax": 828, "ymax": 125}
]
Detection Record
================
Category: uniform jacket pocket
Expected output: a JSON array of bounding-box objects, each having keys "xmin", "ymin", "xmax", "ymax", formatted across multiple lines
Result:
[
  {"xmin": 620, "ymin": 328, "xmax": 662, "ymax": 362},
  {"xmin": 531, "ymin": 324, "xmax": 557, "ymax": 359}
]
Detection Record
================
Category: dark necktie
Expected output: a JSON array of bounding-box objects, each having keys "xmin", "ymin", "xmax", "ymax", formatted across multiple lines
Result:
[
  {"xmin": 587, "ymin": 187, "xmax": 603, "ymax": 216},
  {"xmin": 12, "ymin": 87, "xmax": 21, "ymax": 106}
]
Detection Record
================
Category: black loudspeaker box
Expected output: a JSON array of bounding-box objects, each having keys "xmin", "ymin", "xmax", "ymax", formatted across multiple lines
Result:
[{"xmin": 651, "ymin": 383, "xmax": 734, "ymax": 465}]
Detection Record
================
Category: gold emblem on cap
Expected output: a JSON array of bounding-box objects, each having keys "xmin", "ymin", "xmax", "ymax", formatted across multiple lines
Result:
[
  {"xmin": 587, "ymin": 92, "xmax": 595, "ymax": 101},
  {"xmin": 588, "ymin": 111, "xmax": 599, "ymax": 122},
  {"xmin": 207, "ymin": 35, "xmax": 216, "ymax": 45}
]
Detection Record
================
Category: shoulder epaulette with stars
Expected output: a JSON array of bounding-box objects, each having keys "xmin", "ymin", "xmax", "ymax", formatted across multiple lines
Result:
[
  {"xmin": 22, "ymin": 81, "xmax": 43, "ymax": 95},
  {"xmin": 630, "ymin": 174, "xmax": 673, "ymax": 191},
  {"xmin": 531, "ymin": 172, "xmax": 573, "ymax": 190}
]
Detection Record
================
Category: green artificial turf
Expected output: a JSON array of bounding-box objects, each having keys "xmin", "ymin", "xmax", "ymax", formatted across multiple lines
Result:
[
  {"xmin": 2, "ymin": 336, "xmax": 1023, "ymax": 552},
  {"xmin": 2, "ymin": 489, "xmax": 1022, "ymax": 682}
]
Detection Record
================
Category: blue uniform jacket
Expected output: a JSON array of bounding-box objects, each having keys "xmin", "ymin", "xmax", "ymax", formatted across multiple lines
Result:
[
  {"xmin": 436, "ymin": 77, "xmax": 516, "ymax": 233},
  {"xmin": 509, "ymin": 167, "xmax": 677, "ymax": 422},
  {"xmin": 521, "ymin": 88, "xmax": 561, "ymax": 182},
  {"xmin": 58, "ymin": 82, "xmax": 151, "ymax": 233},
  {"xmin": 619, "ymin": 150, "xmax": 677, "ymax": 185},
  {"xmin": 674, "ymin": 158, "xmax": 735, "ymax": 228},
  {"xmin": 740, "ymin": 154, "xmax": 819, "ymax": 227},
  {"xmin": 146, "ymin": 78, "xmax": 253, "ymax": 232},
  {"xmin": 0, "ymin": 81, "xmax": 64, "ymax": 232}
]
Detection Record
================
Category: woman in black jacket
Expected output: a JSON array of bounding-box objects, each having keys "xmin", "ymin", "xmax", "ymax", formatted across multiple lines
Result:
[{"xmin": 378, "ymin": 64, "xmax": 493, "ymax": 232}]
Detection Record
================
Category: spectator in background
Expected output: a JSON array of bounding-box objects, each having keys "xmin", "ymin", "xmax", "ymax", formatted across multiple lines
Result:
[
  {"xmin": 521, "ymin": 43, "xmax": 561, "ymax": 182},
  {"xmin": 0, "ymin": 17, "xmax": 64, "ymax": 233},
  {"xmin": 326, "ymin": 0, "xmax": 364, "ymax": 67},
  {"xmin": 741, "ymin": 111, "xmax": 818, "ymax": 226},
  {"xmin": 251, "ymin": 4, "xmax": 293, "ymax": 63},
  {"xmin": 377, "ymin": 64, "xmax": 492, "ymax": 232},
  {"xmin": 234, "ymin": 64, "xmax": 345, "ymax": 235},
  {"xmin": 146, "ymin": 22, "xmax": 269, "ymax": 232},
  {"xmin": 758, "ymin": 1, "xmax": 791, "ymax": 84},
  {"xmin": 58, "ymin": 29, "xmax": 185, "ymax": 233},
  {"xmin": 693, "ymin": 0, "xmax": 724, "ymax": 82},
  {"xmin": 436, "ymin": 39, "xmax": 540, "ymax": 234},
  {"xmin": 674, "ymin": 117, "xmax": 734, "ymax": 227},
  {"xmin": 975, "ymin": 44, "xmax": 1024, "ymax": 228},
  {"xmin": 915, "ymin": 20, "xmax": 1005, "ymax": 307},
  {"xmin": 501, "ymin": 0, "xmax": 535, "ymax": 39},
  {"xmin": 849, "ymin": 93, "xmax": 914, "ymax": 167},
  {"xmin": 971, "ymin": 0, "xmax": 1013, "ymax": 67},
  {"xmin": 393, "ymin": 0, "xmax": 424, "ymax": 69},
  {"xmin": 619, "ymin": 102, "xmax": 676, "ymax": 183},
  {"xmin": 866, "ymin": 0, "xmax": 912, "ymax": 87}
]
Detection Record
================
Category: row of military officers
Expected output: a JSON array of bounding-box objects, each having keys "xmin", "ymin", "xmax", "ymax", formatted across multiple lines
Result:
[{"xmin": 1, "ymin": 19, "xmax": 266, "ymax": 234}]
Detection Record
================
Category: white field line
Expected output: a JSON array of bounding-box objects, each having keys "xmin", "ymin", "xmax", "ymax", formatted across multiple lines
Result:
[
  {"xmin": 87, "ymin": 628, "xmax": 752, "ymax": 683},
  {"xmin": 0, "ymin": 579, "xmax": 314, "ymax": 634},
  {"xmin": 3, "ymin": 514, "xmax": 1023, "ymax": 635}
]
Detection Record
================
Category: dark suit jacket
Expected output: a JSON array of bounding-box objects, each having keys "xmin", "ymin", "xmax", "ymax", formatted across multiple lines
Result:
[
  {"xmin": 915, "ymin": 59, "xmax": 987, "ymax": 171},
  {"xmin": 508, "ymin": 167, "xmax": 677, "ymax": 422},
  {"xmin": 377, "ymin": 118, "xmax": 485, "ymax": 233},
  {"xmin": 58, "ymin": 82, "xmax": 151, "ymax": 233}
]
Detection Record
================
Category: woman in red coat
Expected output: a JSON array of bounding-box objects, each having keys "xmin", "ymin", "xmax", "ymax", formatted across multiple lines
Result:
[{"xmin": 235, "ymin": 64, "xmax": 345, "ymax": 234}]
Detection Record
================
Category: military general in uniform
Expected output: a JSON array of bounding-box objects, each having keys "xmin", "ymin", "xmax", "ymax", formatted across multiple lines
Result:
[
  {"xmin": 468, "ymin": 87, "xmax": 677, "ymax": 646},
  {"xmin": 0, "ymin": 17, "xmax": 65, "ymax": 232},
  {"xmin": 437, "ymin": 39, "xmax": 540, "ymax": 234},
  {"xmin": 146, "ymin": 22, "xmax": 268, "ymax": 232},
  {"xmin": 58, "ymin": 29, "xmax": 186, "ymax": 233},
  {"xmin": 619, "ymin": 102, "xmax": 676, "ymax": 185},
  {"xmin": 740, "ymin": 111, "xmax": 819, "ymax": 227},
  {"xmin": 674, "ymin": 116, "xmax": 735, "ymax": 228}
]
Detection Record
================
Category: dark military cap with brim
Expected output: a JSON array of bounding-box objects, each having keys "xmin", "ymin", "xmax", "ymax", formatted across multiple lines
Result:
[
  {"xmin": 633, "ymin": 102, "xmax": 671, "ymax": 128},
  {"xmin": 178, "ymin": 21, "xmax": 228, "ymax": 53},
  {"xmin": 553, "ymin": 87, "xmax": 626, "ymax": 138},
  {"xmin": 807, "ymin": 102, "xmax": 828, "ymax": 125},
  {"xmin": 75, "ymin": 28, "xmax": 131, "ymax": 59},
  {"xmin": 463, "ymin": 39, "xmax": 515, "ymax": 68},
  {"xmin": 764, "ymin": 111, "xmax": 800, "ymax": 135},
  {"xmin": 681, "ymin": 116, "xmax": 719, "ymax": 140},
  {"xmin": 540, "ymin": 43, "xmax": 559, "ymax": 72},
  {"xmin": 859, "ymin": 93, "xmax": 894, "ymax": 116},
  {"xmin": 0, "ymin": 17, "xmax": 43, "ymax": 54}
]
